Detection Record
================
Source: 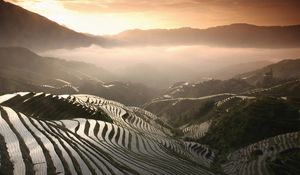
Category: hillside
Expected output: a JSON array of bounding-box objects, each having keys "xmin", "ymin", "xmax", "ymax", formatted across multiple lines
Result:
[
  {"xmin": 143, "ymin": 94, "xmax": 232, "ymax": 127},
  {"xmin": 243, "ymin": 79, "xmax": 300, "ymax": 98},
  {"xmin": 141, "ymin": 79, "xmax": 258, "ymax": 128},
  {"xmin": 201, "ymin": 97, "xmax": 300, "ymax": 152},
  {"xmin": 201, "ymin": 97, "xmax": 300, "ymax": 174},
  {"xmin": 143, "ymin": 91, "xmax": 300, "ymax": 174},
  {"xmin": 159, "ymin": 79, "xmax": 254, "ymax": 100},
  {"xmin": 152, "ymin": 58, "xmax": 300, "ymax": 102},
  {"xmin": 144, "ymin": 79, "xmax": 300, "ymax": 132},
  {"xmin": 110, "ymin": 23, "xmax": 300, "ymax": 48},
  {"xmin": 0, "ymin": 0, "xmax": 103, "ymax": 51},
  {"xmin": 205, "ymin": 60, "xmax": 272, "ymax": 80},
  {"xmin": 0, "ymin": 47, "xmax": 157, "ymax": 105},
  {"xmin": 236, "ymin": 58, "xmax": 300, "ymax": 87},
  {"xmin": 143, "ymin": 58, "xmax": 300, "ymax": 127}
]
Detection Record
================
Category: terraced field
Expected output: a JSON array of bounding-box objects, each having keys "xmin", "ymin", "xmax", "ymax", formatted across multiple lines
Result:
[
  {"xmin": 0, "ymin": 92, "xmax": 215, "ymax": 175},
  {"xmin": 242, "ymin": 79, "xmax": 300, "ymax": 98},
  {"xmin": 0, "ymin": 92, "xmax": 299, "ymax": 174},
  {"xmin": 182, "ymin": 121, "xmax": 212, "ymax": 140},
  {"xmin": 223, "ymin": 132, "xmax": 300, "ymax": 175}
]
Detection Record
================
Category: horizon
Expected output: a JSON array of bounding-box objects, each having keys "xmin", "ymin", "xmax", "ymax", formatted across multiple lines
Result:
[
  {"xmin": 6, "ymin": 0, "xmax": 300, "ymax": 35},
  {"xmin": 108, "ymin": 23, "xmax": 300, "ymax": 35}
]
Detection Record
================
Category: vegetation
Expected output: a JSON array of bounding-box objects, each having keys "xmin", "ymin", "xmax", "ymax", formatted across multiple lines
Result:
[
  {"xmin": 201, "ymin": 97, "xmax": 300, "ymax": 154},
  {"xmin": 170, "ymin": 100, "xmax": 216, "ymax": 127}
]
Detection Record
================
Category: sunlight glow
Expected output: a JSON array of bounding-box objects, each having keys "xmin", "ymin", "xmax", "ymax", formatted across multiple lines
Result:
[
  {"xmin": 7, "ymin": 0, "xmax": 300, "ymax": 35},
  {"xmin": 7, "ymin": 0, "xmax": 163, "ymax": 35}
]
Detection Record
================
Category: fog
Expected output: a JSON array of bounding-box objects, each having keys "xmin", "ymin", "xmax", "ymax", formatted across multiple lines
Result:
[{"xmin": 40, "ymin": 45, "xmax": 300, "ymax": 88}]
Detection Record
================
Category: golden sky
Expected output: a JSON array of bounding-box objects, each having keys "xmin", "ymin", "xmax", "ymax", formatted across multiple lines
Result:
[{"xmin": 7, "ymin": 0, "xmax": 300, "ymax": 35}]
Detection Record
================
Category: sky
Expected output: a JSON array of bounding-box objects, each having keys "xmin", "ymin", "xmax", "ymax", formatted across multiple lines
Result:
[{"xmin": 7, "ymin": 0, "xmax": 300, "ymax": 35}]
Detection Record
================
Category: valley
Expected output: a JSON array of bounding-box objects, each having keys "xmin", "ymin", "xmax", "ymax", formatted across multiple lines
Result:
[
  {"xmin": 1, "ymin": 0, "xmax": 300, "ymax": 174},
  {"xmin": 0, "ymin": 83, "xmax": 299, "ymax": 174},
  {"xmin": 1, "ymin": 45, "xmax": 300, "ymax": 174}
]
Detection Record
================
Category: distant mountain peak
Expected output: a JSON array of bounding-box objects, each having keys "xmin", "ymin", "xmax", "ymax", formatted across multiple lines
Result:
[{"xmin": 228, "ymin": 23, "xmax": 257, "ymax": 27}]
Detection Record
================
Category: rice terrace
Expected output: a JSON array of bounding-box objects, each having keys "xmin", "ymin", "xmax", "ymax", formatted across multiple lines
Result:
[{"xmin": 0, "ymin": 0, "xmax": 300, "ymax": 174}]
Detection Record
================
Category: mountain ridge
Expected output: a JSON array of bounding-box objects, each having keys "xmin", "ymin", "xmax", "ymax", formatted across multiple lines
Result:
[
  {"xmin": 109, "ymin": 23, "xmax": 300, "ymax": 48},
  {"xmin": 0, "ymin": 0, "xmax": 103, "ymax": 51},
  {"xmin": 2, "ymin": 0, "xmax": 300, "ymax": 50},
  {"xmin": 236, "ymin": 58, "xmax": 300, "ymax": 86}
]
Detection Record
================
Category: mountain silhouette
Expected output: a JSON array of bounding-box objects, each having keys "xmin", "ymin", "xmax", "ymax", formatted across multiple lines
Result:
[
  {"xmin": 0, "ymin": 0, "xmax": 104, "ymax": 51},
  {"xmin": 111, "ymin": 23, "xmax": 300, "ymax": 48}
]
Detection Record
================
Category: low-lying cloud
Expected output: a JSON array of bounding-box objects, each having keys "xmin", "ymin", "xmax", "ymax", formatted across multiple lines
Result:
[{"xmin": 40, "ymin": 45, "xmax": 300, "ymax": 88}]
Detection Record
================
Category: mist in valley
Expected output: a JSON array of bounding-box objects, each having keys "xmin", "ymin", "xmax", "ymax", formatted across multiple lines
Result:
[{"xmin": 41, "ymin": 45, "xmax": 300, "ymax": 89}]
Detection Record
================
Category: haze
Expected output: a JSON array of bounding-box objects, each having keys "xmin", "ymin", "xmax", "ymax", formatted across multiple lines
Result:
[{"xmin": 41, "ymin": 45, "xmax": 300, "ymax": 88}]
